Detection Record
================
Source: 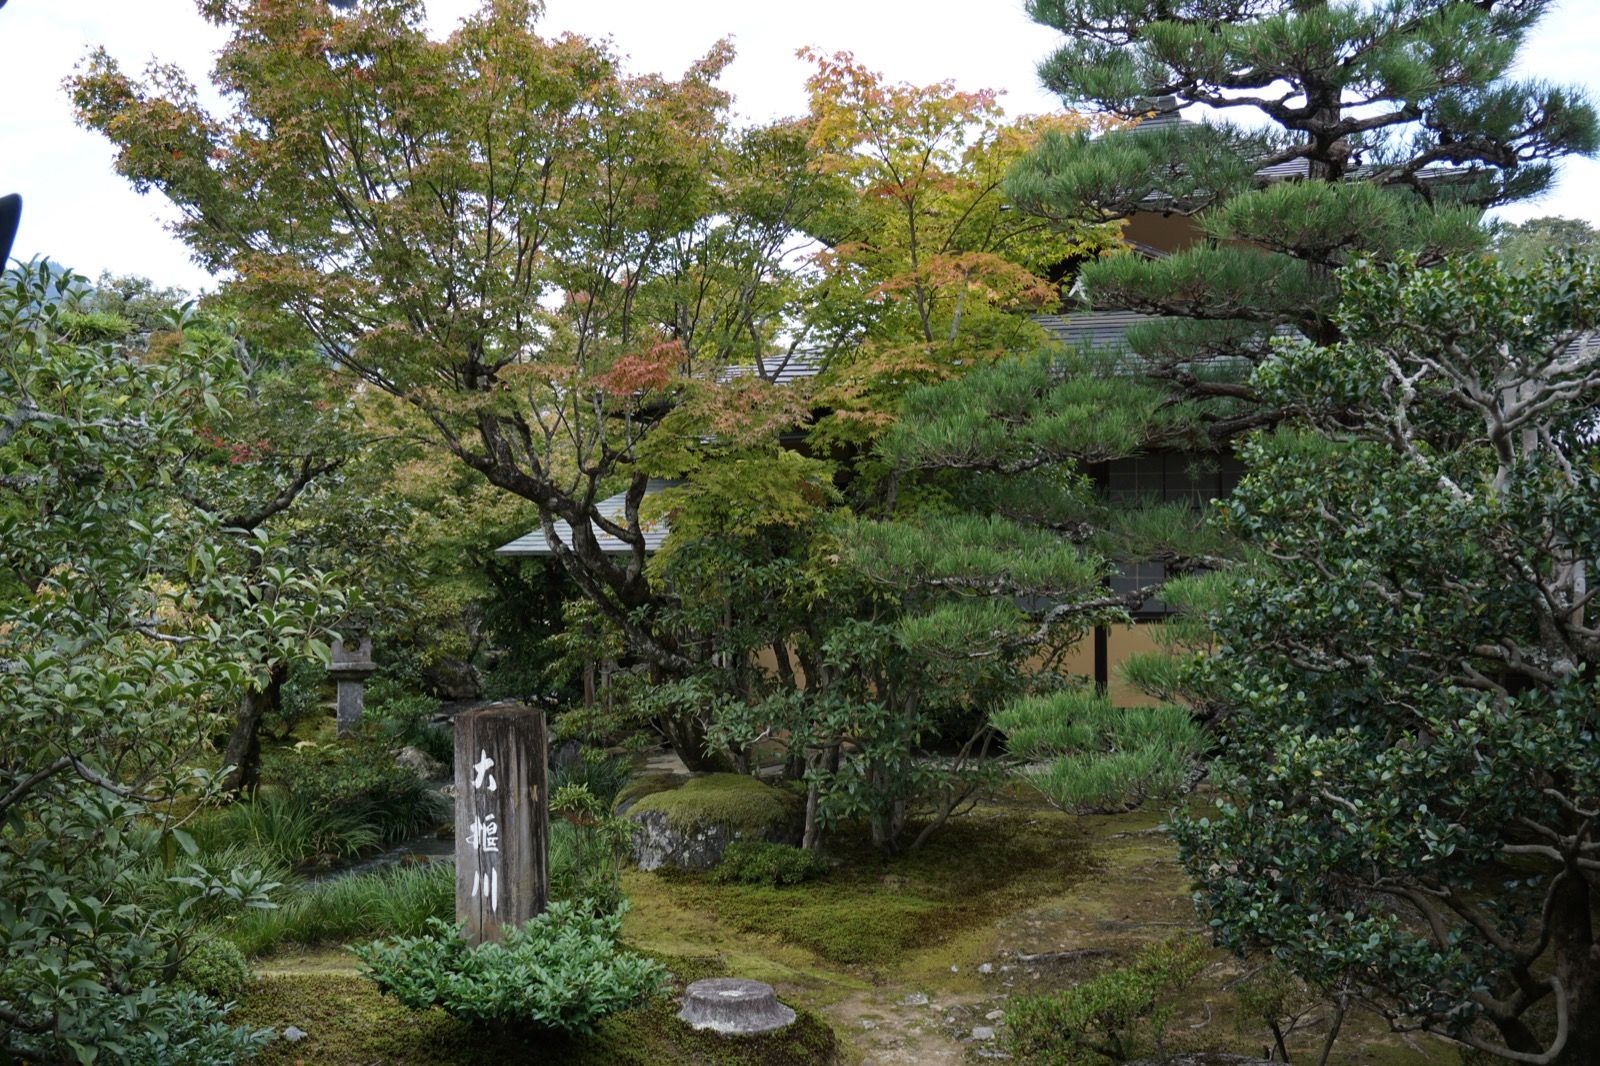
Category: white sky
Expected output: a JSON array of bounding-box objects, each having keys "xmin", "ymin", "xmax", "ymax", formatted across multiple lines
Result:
[{"xmin": 4, "ymin": 0, "xmax": 1599, "ymax": 295}]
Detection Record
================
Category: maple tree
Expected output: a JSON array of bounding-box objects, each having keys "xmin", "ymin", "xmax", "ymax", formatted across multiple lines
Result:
[
  {"xmin": 71, "ymin": 1, "xmax": 840, "ymax": 766},
  {"xmin": 798, "ymin": 49, "xmax": 1115, "ymax": 449}
]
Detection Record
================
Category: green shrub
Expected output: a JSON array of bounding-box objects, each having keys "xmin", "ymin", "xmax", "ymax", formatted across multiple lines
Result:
[
  {"xmin": 713, "ymin": 841, "xmax": 828, "ymax": 886},
  {"xmin": 191, "ymin": 792, "xmax": 383, "ymax": 870},
  {"xmin": 627, "ymin": 773, "xmax": 801, "ymax": 837},
  {"xmin": 229, "ymin": 862, "xmax": 454, "ymax": 957},
  {"xmin": 1005, "ymin": 937, "xmax": 1209, "ymax": 1064},
  {"xmin": 551, "ymin": 748, "xmax": 635, "ymax": 808},
  {"xmin": 371, "ymin": 685, "xmax": 452, "ymax": 766},
  {"xmin": 178, "ymin": 938, "xmax": 252, "ymax": 1001},
  {"xmin": 265, "ymin": 736, "xmax": 449, "ymax": 843},
  {"xmin": 93, "ymin": 989, "xmax": 271, "ymax": 1066},
  {"xmin": 265, "ymin": 659, "xmax": 330, "ymax": 741},
  {"xmin": 352, "ymin": 903, "xmax": 669, "ymax": 1034}
]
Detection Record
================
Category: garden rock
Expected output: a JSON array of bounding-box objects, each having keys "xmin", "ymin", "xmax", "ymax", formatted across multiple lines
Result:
[
  {"xmin": 627, "ymin": 774, "xmax": 802, "ymax": 871},
  {"xmin": 677, "ymin": 978, "xmax": 795, "ymax": 1035},
  {"xmin": 281, "ymin": 1026, "xmax": 307, "ymax": 1043},
  {"xmin": 394, "ymin": 745, "xmax": 445, "ymax": 779},
  {"xmin": 421, "ymin": 657, "xmax": 480, "ymax": 701}
]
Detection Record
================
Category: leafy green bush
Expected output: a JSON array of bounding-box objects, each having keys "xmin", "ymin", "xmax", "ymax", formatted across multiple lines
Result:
[
  {"xmin": 1005, "ymin": 938, "xmax": 1208, "ymax": 1064},
  {"xmin": 352, "ymin": 903, "xmax": 669, "ymax": 1034},
  {"xmin": 177, "ymin": 938, "xmax": 252, "ymax": 1001},
  {"xmin": 263, "ymin": 658, "xmax": 330, "ymax": 741},
  {"xmin": 550, "ymin": 784, "xmax": 633, "ymax": 914},
  {"xmin": 713, "ymin": 841, "xmax": 828, "ymax": 886},
  {"xmin": 88, "ymin": 989, "xmax": 271, "ymax": 1066},
  {"xmin": 229, "ymin": 861, "xmax": 454, "ymax": 957},
  {"xmin": 265, "ymin": 737, "xmax": 449, "ymax": 843},
  {"xmin": 369, "ymin": 676, "xmax": 452, "ymax": 766}
]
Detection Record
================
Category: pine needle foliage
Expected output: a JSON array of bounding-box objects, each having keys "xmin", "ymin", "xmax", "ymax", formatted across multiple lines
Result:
[{"xmin": 1010, "ymin": 0, "xmax": 1599, "ymax": 435}]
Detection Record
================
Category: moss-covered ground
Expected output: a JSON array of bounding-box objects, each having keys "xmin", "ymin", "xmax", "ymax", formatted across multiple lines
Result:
[
  {"xmin": 231, "ymin": 961, "xmax": 838, "ymax": 1065},
  {"xmin": 231, "ymin": 791, "xmax": 1453, "ymax": 1065}
]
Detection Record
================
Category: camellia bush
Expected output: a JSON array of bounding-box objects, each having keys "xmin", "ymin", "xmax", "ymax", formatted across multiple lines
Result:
[
  {"xmin": 352, "ymin": 903, "xmax": 669, "ymax": 1035},
  {"xmin": 1177, "ymin": 253, "xmax": 1600, "ymax": 1063},
  {"xmin": 0, "ymin": 263, "xmax": 345, "ymax": 1062}
]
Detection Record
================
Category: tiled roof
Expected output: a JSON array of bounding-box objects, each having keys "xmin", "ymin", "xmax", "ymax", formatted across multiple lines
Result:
[
  {"xmin": 1033, "ymin": 310, "xmax": 1158, "ymax": 353},
  {"xmin": 495, "ymin": 478, "xmax": 679, "ymax": 557},
  {"xmin": 720, "ymin": 354, "xmax": 826, "ymax": 387}
]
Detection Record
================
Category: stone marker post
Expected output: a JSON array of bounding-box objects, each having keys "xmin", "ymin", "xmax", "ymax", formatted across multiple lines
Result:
[
  {"xmin": 454, "ymin": 702, "xmax": 549, "ymax": 944},
  {"xmin": 327, "ymin": 637, "xmax": 376, "ymax": 737}
]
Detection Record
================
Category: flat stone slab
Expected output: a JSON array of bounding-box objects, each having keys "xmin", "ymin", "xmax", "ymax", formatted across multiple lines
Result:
[{"xmin": 677, "ymin": 978, "xmax": 796, "ymax": 1035}]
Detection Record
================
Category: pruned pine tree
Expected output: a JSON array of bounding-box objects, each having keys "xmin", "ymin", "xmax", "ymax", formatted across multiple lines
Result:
[
  {"xmin": 1010, "ymin": 0, "xmax": 1597, "ymax": 439},
  {"xmin": 863, "ymin": 349, "xmax": 1218, "ymax": 814},
  {"xmin": 983, "ymin": 0, "xmax": 1598, "ymax": 803}
]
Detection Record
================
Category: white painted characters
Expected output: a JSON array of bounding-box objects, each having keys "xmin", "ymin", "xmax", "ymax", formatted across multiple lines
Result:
[
  {"xmin": 466, "ymin": 813, "xmax": 500, "ymax": 853},
  {"xmin": 468, "ymin": 749, "xmax": 500, "ymax": 912},
  {"xmin": 471, "ymin": 750, "xmax": 498, "ymax": 792},
  {"xmin": 469, "ymin": 867, "xmax": 499, "ymax": 912}
]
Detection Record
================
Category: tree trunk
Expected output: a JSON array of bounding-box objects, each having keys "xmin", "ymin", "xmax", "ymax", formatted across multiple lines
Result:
[
  {"xmin": 801, "ymin": 743, "xmax": 838, "ymax": 852},
  {"xmin": 221, "ymin": 662, "xmax": 286, "ymax": 796},
  {"xmin": 1550, "ymin": 873, "xmax": 1600, "ymax": 1065},
  {"xmin": 662, "ymin": 711, "xmax": 723, "ymax": 771}
]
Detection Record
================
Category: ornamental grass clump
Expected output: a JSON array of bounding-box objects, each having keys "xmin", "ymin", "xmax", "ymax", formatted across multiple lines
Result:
[{"xmin": 352, "ymin": 902, "xmax": 669, "ymax": 1035}]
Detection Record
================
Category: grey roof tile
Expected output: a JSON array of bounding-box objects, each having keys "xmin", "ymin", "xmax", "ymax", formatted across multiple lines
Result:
[{"xmin": 496, "ymin": 478, "xmax": 679, "ymax": 557}]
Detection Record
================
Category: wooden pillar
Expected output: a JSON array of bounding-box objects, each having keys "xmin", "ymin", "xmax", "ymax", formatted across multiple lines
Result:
[{"xmin": 453, "ymin": 702, "xmax": 549, "ymax": 944}]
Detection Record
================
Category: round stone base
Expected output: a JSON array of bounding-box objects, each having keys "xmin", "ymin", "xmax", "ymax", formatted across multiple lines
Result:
[{"xmin": 677, "ymin": 978, "xmax": 796, "ymax": 1035}]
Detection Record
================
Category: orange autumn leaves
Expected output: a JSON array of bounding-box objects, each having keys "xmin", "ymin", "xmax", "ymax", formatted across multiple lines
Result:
[
  {"xmin": 798, "ymin": 49, "xmax": 1117, "ymax": 446},
  {"xmin": 595, "ymin": 340, "xmax": 684, "ymax": 398},
  {"xmin": 799, "ymin": 47, "xmax": 1107, "ymax": 324}
]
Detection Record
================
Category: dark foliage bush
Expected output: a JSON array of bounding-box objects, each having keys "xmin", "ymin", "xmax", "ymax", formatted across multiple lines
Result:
[
  {"xmin": 713, "ymin": 841, "xmax": 828, "ymax": 887},
  {"xmin": 550, "ymin": 784, "xmax": 633, "ymax": 915},
  {"xmin": 551, "ymin": 748, "xmax": 635, "ymax": 809},
  {"xmin": 352, "ymin": 903, "xmax": 669, "ymax": 1034},
  {"xmin": 265, "ymin": 659, "xmax": 330, "ymax": 741},
  {"xmin": 266, "ymin": 737, "xmax": 448, "ymax": 844},
  {"xmin": 372, "ymin": 688, "xmax": 452, "ymax": 766}
]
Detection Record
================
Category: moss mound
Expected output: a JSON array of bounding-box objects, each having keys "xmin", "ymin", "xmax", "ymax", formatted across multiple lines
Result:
[
  {"xmin": 629, "ymin": 774, "xmax": 801, "ymax": 837},
  {"xmin": 232, "ymin": 969, "xmax": 837, "ymax": 1065},
  {"xmin": 614, "ymin": 772, "xmax": 686, "ymax": 814}
]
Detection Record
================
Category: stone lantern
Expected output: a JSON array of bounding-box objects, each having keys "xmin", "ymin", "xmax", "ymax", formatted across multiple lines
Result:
[{"xmin": 328, "ymin": 637, "xmax": 377, "ymax": 736}]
